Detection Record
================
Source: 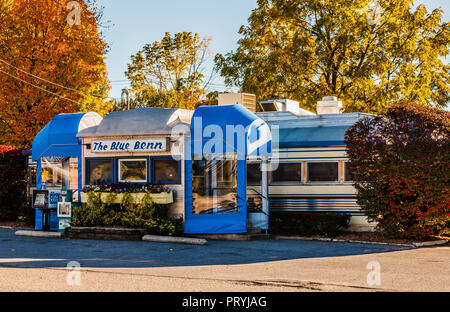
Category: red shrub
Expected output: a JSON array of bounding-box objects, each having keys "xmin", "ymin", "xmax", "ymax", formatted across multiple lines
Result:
[
  {"xmin": 345, "ymin": 103, "xmax": 449, "ymax": 238},
  {"xmin": 0, "ymin": 145, "xmax": 27, "ymax": 220}
]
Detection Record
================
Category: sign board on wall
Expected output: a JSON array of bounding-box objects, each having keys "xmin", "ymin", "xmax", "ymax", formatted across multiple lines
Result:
[{"xmin": 91, "ymin": 138, "xmax": 169, "ymax": 153}]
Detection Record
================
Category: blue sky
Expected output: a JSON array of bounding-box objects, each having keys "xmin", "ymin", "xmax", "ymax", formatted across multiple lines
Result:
[{"xmin": 96, "ymin": 0, "xmax": 450, "ymax": 99}]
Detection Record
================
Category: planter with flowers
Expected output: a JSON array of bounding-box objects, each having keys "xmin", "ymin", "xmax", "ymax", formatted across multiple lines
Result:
[{"xmin": 80, "ymin": 183, "xmax": 173, "ymax": 204}]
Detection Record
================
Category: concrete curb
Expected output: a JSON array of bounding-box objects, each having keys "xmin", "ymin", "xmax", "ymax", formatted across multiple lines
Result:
[
  {"xmin": 15, "ymin": 230, "xmax": 63, "ymax": 238},
  {"xmin": 142, "ymin": 234, "xmax": 208, "ymax": 245},
  {"xmin": 412, "ymin": 240, "xmax": 448, "ymax": 248},
  {"xmin": 189, "ymin": 233, "xmax": 272, "ymax": 241},
  {"xmin": 274, "ymin": 235, "xmax": 448, "ymax": 248}
]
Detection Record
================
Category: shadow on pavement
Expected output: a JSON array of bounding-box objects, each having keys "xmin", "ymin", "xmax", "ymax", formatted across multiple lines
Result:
[{"xmin": 0, "ymin": 229, "xmax": 412, "ymax": 269}]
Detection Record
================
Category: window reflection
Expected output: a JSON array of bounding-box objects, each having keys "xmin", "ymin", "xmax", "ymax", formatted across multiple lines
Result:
[
  {"xmin": 192, "ymin": 157, "xmax": 238, "ymax": 214},
  {"xmin": 119, "ymin": 159, "xmax": 147, "ymax": 182},
  {"xmin": 87, "ymin": 159, "xmax": 112, "ymax": 185},
  {"xmin": 41, "ymin": 157, "xmax": 63, "ymax": 187},
  {"xmin": 270, "ymin": 162, "xmax": 302, "ymax": 184},
  {"xmin": 307, "ymin": 162, "xmax": 339, "ymax": 182},
  {"xmin": 154, "ymin": 159, "xmax": 179, "ymax": 183}
]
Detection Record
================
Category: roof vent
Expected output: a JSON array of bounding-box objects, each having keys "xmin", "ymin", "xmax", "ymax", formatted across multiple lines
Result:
[{"xmin": 316, "ymin": 96, "xmax": 344, "ymax": 114}]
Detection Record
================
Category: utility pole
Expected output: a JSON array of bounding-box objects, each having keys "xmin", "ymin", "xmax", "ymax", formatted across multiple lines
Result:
[{"xmin": 121, "ymin": 88, "xmax": 130, "ymax": 110}]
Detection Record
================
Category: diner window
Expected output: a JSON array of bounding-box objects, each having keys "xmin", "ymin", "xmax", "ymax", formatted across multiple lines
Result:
[
  {"xmin": 118, "ymin": 159, "xmax": 147, "ymax": 183},
  {"xmin": 247, "ymin": 162, "xmax": 261, "ymax": 185},
  {"xmin": 192, "ymin": 157, "xmax": 238, "ymax": 214},
  {"xmin": 41, "ymin": 157, "xmax": 63, "ymax": 187},
  {"xmin": 270, "ymin": 162, "xmax": 302, "ymax": 184},
  {"xmin": 344, "ymin": 161, "xmax": 353, "ymax": 182},
  {"xmin": 86, "ymin": 159, "xmax": 113, "ymax": 185},
  {"xmin": 153, "ymin": 158, "xmax": 180, "ymax": 184},
  {"xmin": 307, "ymin": 162, "xmax": 339, "ymax": 182}
]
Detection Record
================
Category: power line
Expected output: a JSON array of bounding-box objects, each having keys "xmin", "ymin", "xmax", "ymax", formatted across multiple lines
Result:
[
  {"xmin": 0, "ymin": 58, "xmax": 111, "ymax": 100},
  {"xmin": 0, "ymin": 68, "xmax": 85, "ymax": 106}
]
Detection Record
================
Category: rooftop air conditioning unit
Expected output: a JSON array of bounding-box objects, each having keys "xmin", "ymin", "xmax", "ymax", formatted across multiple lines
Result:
[
  {"xmin": 259, "ymin": 99, "xmax": 315, "ymax": 115},
  {"xmin": 218, "ymin": 93, "xmax": 257, "ymax": 112}
]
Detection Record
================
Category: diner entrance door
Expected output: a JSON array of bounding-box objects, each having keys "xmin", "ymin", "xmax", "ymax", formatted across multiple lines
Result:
[
  {"xmin": 184, "ymin": 158, "xmax": 247, "ymax": 234},
  {"xmin": 247, "ymin": 158, "xmax": 269, "ymax": 232}
]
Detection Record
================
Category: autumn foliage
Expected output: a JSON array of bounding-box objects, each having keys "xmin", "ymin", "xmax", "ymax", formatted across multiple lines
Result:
[
  {"xmin": 0, "ymin": 0, "xmax": 111, "ymax": 149},
  {"xmin": 345, "ymin": 103, "xmax": 449, "ymax": 238}
]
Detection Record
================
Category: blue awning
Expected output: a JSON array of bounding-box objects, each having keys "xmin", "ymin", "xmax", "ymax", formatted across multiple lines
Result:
[
  {"xmin": 31, "ymin": 112, "xmax": 102, "ymax": 199},
  {"xmin": 32, "ymin": 113, "xmax": 102, "ymax": 161},
  {"xmin": 191, "ymin": 105, "xmax": 272, "ymax": 158}
]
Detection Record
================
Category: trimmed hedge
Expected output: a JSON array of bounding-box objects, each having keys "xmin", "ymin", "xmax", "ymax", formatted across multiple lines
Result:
[
  {"xmin": 269, "ymin": 212, "xmax": 351, "ymax": 237},
  {"xmin": 71, "ymin": 191, "xmax": 183, "ymax": 236},
  {"xmin": 345, "ymin": 103, "xmax": 449, "ymax": 239}
]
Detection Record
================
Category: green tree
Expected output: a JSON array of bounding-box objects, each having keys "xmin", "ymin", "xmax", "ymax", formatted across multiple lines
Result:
[
  {"xmin": 125, "ymin": 32, "xmax": 215, "ymax": 110},
  {"xmin": 198, "ymin": 91, "xmax": 219, "ymax": 106},
  {"xmin": 113, "ymin": 88, "xmax": 184, "ymax": 111},
  {"xmin": 215, "ymin": 0, "xmax": 449, "ymax": 113}
]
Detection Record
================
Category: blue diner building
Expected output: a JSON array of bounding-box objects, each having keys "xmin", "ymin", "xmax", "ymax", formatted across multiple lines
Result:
[{"xmin": 29, "ymin": 95, "xmax": 374, "ymax": 234}]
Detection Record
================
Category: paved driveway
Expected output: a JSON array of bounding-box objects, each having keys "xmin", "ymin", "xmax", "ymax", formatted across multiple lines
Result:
[{"xmin": 0, "ymin": 229, "xmax": 448, "ymax": 291}]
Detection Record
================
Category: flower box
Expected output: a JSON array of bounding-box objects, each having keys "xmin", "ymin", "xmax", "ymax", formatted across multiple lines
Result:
[{"xmin": 80, "ymin": 191, "xmax": 173, "ymax": 204}]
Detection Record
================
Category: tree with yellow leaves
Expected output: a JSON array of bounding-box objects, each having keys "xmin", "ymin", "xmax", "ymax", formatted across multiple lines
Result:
[
  {"xmin": 216, "ymin": 0, "xmax": 449, "ymax": 113},
  {"xmin": 0, "ymin": 0, "xmax": 111, "ymax": 148}
]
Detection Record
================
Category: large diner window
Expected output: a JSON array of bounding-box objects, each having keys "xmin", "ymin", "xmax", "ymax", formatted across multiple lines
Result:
[
  {"xmin": 86, "ymin": 159, "xmax": 113, "ymax": 185},
  {"xmin": 192, "ymin": 157, "xmax": 238, "ymax": 214},
  {"xmin": 270, "ymin": 162, "xmax": 302, "ymax": 184},
  {"xmin": 307, "ymin": 162, "xmax": 339, "ymax": 182},
  {"xmin": 118, "ymin": 159, "xmax": 147, "ymax": 183},
  {"xmin": 153, "ymin": 158, "xmax": 180, "ymax": 184}
]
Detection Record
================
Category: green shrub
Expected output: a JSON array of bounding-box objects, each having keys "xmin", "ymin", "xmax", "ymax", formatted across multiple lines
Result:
[
  {"xmin": 345, "ymin": 103, "xmax": 449, "ymax": 239},
  {"xmin": 71, "ymin": 191, "xmax": 183, "ymax": 236},
  {"xmin": 269, "ymin": 212, "xmax": 351, "ymax": 237}
]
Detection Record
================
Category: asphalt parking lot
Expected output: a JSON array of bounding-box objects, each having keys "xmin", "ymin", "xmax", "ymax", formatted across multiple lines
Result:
[{"xmin": 0, "ymin": 228, "xmax": 448, "ymax": 291}]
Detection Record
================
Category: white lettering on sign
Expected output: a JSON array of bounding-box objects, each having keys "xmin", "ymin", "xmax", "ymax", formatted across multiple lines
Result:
[{"xmin": 91, "ymin": 139, "xmax": 168, "ymax": 153}]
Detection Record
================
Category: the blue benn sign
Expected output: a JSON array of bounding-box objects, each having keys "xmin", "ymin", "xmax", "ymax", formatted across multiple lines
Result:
[{"xmin": 91, "ymin": 138, "xmax": 168, "ymax": 153}]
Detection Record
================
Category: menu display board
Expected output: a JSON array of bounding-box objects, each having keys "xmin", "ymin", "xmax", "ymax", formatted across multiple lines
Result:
[{"xmin": 32, "ymin": 190, "xmax": 49, "ymax": 209}]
